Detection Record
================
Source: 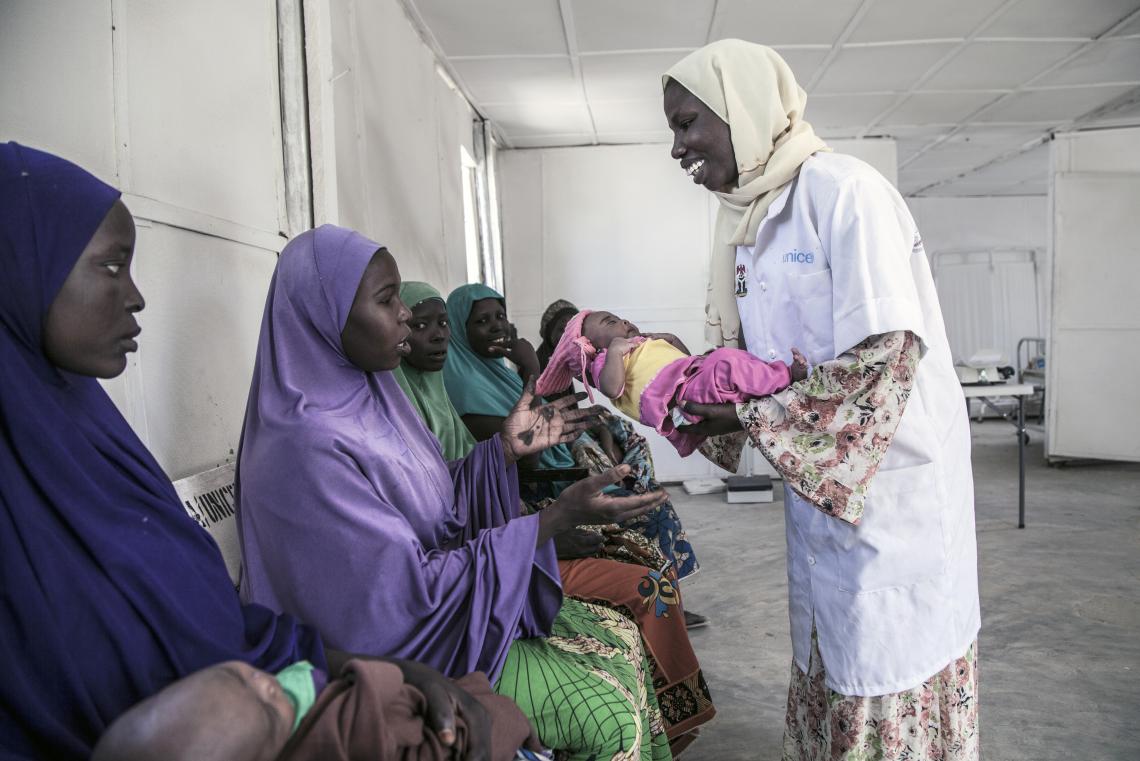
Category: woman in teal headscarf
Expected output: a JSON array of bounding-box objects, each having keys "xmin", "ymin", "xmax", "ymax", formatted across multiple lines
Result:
[{"xmin": 443, "ymin": 283, "xmax": 577, "ymax": 471}]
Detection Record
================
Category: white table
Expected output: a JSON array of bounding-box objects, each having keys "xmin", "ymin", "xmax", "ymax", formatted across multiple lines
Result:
[{"xmin": 962, "ymin": 383, "xmax": 1036, "ymax": 528}]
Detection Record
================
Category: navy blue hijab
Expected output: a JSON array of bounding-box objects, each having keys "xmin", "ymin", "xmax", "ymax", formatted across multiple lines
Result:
[{"xmin": 0, "ymin": 143, "xmax": 323, "ymax": 759}]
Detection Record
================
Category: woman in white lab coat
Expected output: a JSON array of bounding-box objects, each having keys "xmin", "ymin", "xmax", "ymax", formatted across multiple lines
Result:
[{"xmin": 661, "ymin": 40, "xmax": 981, "ymax": 761}]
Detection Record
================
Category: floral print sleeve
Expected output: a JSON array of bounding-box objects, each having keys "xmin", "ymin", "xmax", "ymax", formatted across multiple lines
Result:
[
  {"xmin": 738, "ymin": 330, "xmax": 922, "ymax": 524},
  {"xmin": 696, "ymin": 431, "xmax": 748, "ymax": 474}
]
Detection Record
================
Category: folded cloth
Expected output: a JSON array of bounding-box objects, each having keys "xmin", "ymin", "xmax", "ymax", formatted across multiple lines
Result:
[{"xmin": 282, "ymin": 659, "xmax": 541, "ymax": 761}]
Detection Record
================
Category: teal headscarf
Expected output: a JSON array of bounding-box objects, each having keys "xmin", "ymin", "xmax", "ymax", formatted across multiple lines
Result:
[
  {"xmin": 443, "ymin": 284, "xmax": 575, "ymax": 469},
  {"xmin": 392, "ymin": 282, "xmax": 477, "ymax": 460}
]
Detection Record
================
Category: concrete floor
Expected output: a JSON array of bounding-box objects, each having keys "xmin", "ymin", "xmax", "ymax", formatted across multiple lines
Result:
[{"xmin": 670, "ymin": 423, "xmax": 1140, "ymax": 760}]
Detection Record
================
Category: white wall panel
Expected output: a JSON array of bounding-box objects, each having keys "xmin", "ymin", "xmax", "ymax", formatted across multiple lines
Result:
[
  {"xmin": 120, "ymin": 0, "xmax": 285, "ymax": 232},
  {"xmin": 132, "ymin": 223, "xmax": 277, "ymax": 477},
  {"xmin": 1047, "ymin": 127, "xmax": 1140, "ymax": 462},
  {"xmin": 1048, "ymin": 172, "xmax": 1140, "ymax": 461},
  {"xmin": 0, "ymin": 0, "xmax": 118, "ymax": 181},
  {"xmin": 311, "ymin": 0, "xmax": 474, "ymax": 291}
]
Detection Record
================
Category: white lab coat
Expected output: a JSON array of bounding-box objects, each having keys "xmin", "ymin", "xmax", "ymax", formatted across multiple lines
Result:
[{"xmin": 735, "ymin": 152, "xmax": 980, "ymax": 696}]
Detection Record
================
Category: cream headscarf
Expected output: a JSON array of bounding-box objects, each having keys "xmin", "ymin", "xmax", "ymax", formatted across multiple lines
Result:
[{"xmin": 664, "ymin": 39, "xmax": 829, "ymax": 348}]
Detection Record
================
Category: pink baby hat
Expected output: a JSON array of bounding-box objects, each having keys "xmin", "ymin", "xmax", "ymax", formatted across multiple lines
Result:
[{"xmin": 534, "ymin": 309, "xmax": 597, "ymax": 400}]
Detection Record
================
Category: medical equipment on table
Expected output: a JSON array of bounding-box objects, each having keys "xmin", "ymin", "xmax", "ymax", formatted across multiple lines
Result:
[{"xmin": 954, "ymin": 348, "xmax": 1015, "ymax": 386}]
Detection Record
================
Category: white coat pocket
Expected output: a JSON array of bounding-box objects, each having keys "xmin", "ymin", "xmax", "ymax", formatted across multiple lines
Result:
[
  {"xmin": 785, "ymin": 269, "xmax": 834, "ymax": 362},
  {"xmin": 828, "ymin": 460, "xmax": 948, "ymax": 594}
]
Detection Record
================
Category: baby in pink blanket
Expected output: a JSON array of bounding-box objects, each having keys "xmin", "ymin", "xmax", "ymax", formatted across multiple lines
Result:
[{"xmin": 535, "ymin": 310, "xmax": 807, "ymax": 456}]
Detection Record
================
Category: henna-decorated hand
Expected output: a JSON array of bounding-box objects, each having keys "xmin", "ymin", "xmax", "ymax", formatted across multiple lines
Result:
[
  {"xmin": 500, "ymin": 380, "xmax": 603, "ymax": 464},
  {"xmin": 552, "ymin": 465, "xmax": 668, "ymax": 527}
]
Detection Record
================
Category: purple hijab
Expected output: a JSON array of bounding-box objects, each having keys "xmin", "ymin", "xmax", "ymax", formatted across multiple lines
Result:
[
  {"xmin": 0, "ymin": 143, "xmax": 322, "ymax": 760},
  {"xmin": 236, "ymin": 225, "xmax": 561, "ymax": 681}
]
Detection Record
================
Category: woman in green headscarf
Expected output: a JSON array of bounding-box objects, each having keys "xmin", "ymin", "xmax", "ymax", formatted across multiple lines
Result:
[{"xmin": 392, "ymin": 282, "xmax": 476, "ymax": 460}]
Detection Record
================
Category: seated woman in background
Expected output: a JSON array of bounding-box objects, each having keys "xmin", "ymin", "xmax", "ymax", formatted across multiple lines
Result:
[
  {"xmin": 396, "ymin": 282, "xmax": 716, "ymax": 753},
  {"xmin": 0, "ymin": 143, "xmax": 498, "ymax": 761},
  {"xmin": 235, "ymin": 225, "xmax": 674, "ymax": 761},
  {"xmin": 443, "ymin": 286, "xmax": 702, "ymax": 595}
]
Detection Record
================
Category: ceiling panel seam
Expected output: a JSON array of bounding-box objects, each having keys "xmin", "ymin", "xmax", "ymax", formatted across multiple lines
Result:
[
  {"xmin": 398, "ymin": 0, "xmax": 510, "ymax": 146},
  {"xmin": 805, "ymin": 0, "xmax": 878, "ymax": 93},
  {"xmin": 857, "ymin": 0, "xmax": 1020, "ymax": 139},
  {"xmin": 557, "ymin": 0, "xmax": 597, "ymax": 144},
  {"xmin": 910, "ymin": 83, "xmax": 1140, "ymax": 196},
  {"xmin": 900, "ymin": 5, "xmax": 1140, "ymax": 172},
  {"xmin": 703, "ymin": 0, "xmax": 719, "ymax": 46}
]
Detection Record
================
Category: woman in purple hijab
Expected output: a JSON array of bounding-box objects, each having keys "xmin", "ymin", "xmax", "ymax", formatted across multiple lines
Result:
[
  {"xmin": 0, "ymin": 142, "xmax": 509, "ymax": 761},
  {"xmin": 236, "ymin": 226, "xmax": 676, "ymax": 759}
]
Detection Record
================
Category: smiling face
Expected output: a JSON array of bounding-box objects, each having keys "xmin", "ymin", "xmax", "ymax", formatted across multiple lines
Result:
[
  {"xmin": 41, "ymin": 200, "xmax": 144, "ymax": 378},
  {"xmin": 583, "ymin": 311, "xmax": 639, "ymax": 349},
  {"xmin": 465, "ymin": 297, "xmax": 510, "ymax": 358},
  {"xmin": 405, "ymin": 297, "xmax": 450, "ymax": 372},
  {"xmin": 339, "ymin": 248, "xmax": 412, "ymax": 372},
  {"xmin": 663, "ymin": 79, "xmax": 738, "ymax": 192},
  {"xmin": 91, "ymin": 661, "xmax": 295, "ymax": 761}
]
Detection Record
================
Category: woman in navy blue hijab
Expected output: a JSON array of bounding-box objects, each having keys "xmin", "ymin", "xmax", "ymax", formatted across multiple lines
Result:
[
  {"xmin": 0, "ymin": 143, "xmax": 492, "ymax": 760},
  {"xmin": 0, "ymin": 143, "xmax": 321, "ymax": 757}
]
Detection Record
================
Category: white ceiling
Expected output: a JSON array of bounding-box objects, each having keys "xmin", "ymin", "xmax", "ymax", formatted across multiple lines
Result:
[{"xmin": 402, "ymin": 0, "xmax": 1140, "ymax": 197}]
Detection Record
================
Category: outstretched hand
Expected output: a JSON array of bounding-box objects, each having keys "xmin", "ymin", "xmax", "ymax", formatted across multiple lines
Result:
[
  {"xmin": 536, "ymin": 465, "xmax": 668, "ymax": 546},
  {"xmin": 676, "ymin": 401, "xmax": 744, "ymax": 437},
  {"xmin": 555, "ymin": 465, "xmax": 668, "ymax": 526},
  {"xmin": 500, "ymin": 380, "xmax": 603, "ymax": 464}
]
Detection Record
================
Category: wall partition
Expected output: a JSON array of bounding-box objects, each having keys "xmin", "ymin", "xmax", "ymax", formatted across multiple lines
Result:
[
  {"xmin": 2, "ymin": 0, "xmax": 298, "ymax": 480},
  {"xmin": 1047, "ymin": 128, "xmax": 1140, "ymax": 462}
]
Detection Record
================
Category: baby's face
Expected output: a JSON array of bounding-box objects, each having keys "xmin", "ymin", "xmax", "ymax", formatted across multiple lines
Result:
[
  {"xmin": 93, "ymin": 660, "xmax": 296, "ymax": 761},
  {"xmin": 584, "ymin": 311, "xmax": 639, "ymax": 348}
]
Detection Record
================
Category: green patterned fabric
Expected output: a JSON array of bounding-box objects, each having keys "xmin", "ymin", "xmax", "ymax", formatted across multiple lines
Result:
[{"xmin": 495, "ymin": 599, "xmax": 672, "ymax": 761}]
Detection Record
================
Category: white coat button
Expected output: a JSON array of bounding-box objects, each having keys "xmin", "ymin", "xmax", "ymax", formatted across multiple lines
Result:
[
  {"xmin": 759, "ymin": 281, "xmax": 767, "ymax": 291},
  {"xmin": 768, "ymin": 349, "xmax": 777, "ymax": 359},
  {"xmin": 807, "ymin": 555, "xmax": 816, "ymax": 566}
]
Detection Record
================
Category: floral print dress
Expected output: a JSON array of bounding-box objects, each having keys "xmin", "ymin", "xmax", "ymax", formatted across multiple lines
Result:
[
  {"xmin": 573, "ymin": 411, "xmax": 699, "ymax": 580},
  {"xmin": 702, "ymin": 331, "xmax": 980, "ymax": 761}
]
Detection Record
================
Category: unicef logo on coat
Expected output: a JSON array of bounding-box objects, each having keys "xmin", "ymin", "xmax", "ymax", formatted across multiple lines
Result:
[{"xmin": 782, "ymin": 249, "xmax": 815, "ymax": 264}]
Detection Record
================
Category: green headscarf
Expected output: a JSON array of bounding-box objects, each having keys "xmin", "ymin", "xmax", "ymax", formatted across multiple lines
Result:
[
  {"xmin": 443, "ymin": 284, "xmax": 575, "ymax": 470},
  {"xmin": 392, "ymin": 282, "xmax": 477, "ymax": 460}
]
